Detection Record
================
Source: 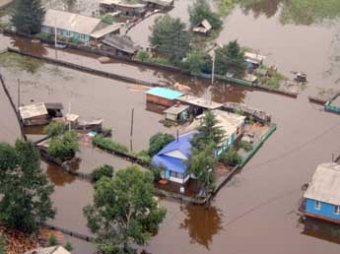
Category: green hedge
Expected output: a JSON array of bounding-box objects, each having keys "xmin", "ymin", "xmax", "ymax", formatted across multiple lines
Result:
[{"xmin": 92, "ymin": 135, "xmax": 129, "ymax": 154}]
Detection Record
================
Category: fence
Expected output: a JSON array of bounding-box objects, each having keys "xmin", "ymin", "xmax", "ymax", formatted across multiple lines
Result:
[{"xmin": 43, "ymin": 223, "xmax": 94, "ymax": 242}]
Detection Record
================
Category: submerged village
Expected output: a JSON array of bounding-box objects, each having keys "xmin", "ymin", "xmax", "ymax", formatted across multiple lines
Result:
[{"xmin": 0, "ymin": 0, "xmax": 340, "ymax": 254}]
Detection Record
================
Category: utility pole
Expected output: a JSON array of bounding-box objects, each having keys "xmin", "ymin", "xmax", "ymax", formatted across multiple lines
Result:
[
  {"xmin": 130, "ymin": 108, "xmax": 134, "ymax": 152},
  {"xmin": 211, "ymin": 52, "xmax": 215, "ymax": 86}
]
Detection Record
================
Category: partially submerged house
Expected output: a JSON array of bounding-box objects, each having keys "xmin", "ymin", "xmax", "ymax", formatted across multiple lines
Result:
[
  {"xmin": 152, "ymin": 131, "xmax": 196, "ymax": 184},
  {"xmin": 102, "ymin": 34, "xmax": 138, "ymax": 58},
  {"xmin": 177, "ymin": 94, "xmax": 223, "ymax": 116},
  {"xmin": 146, "ymin": 87, "xmax": 183, "ymax": 111},
  {"xmin": 244, "ymin": 52, "xmax": 266, "ymax": 68},
  {"xmin": 186, "ymin": 110, "xmax": 245, "ymax": 155},
  {"xmin": 193, "ymin": 19, "xmax": 212, "ymax": 35},
  {"xmin": 25, "ymin": 246, "xmax": 70, "ymax": 254},
  {"xmin": 163, "ymin": 103, "xmax": 189, "ymax": 122},
  {"xmin": 302, "ymin": 162, "xmax": 340, "ymax": 224},
  {"xmin": 99, "ymin": 0, "xmax": 147, "ymax": 17},
  {"xmin": 142, "ymin": 0, "xmax": 174, "ymax": 10},
  {"xmin": 19, "ymin": 102, "xmax": 49, "ymax": 126},
  {"xmin": 41, "ymin": 9, "xmax": 121, "ymax": 46}
]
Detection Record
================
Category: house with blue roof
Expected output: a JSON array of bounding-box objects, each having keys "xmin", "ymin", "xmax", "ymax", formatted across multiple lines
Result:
[
  {"xmin": 302, "ymin": 162, "xmax": 340, "ymax": 224},
  {"xmin": 151, "ymin": 131, "xmax": 196, "ymax": 184}
]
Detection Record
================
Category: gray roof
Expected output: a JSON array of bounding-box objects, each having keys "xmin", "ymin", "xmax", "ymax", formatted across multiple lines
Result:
[
  {"xmin": 142, "ymin": 0, "xmax": 174, "ymax": 7},
  {"xmin": 25, "ymin": 246, "xmax": 70, "ymax": 254},
  {"xmin": 304, "ymin": 163, "xmax": 340, "ymax": 205},
  {"xmin": 164, "ymin": 104, "xmax": 189, "ymax": 115},
  {"xmin": 19, "ymin": 102, "xmax": 48, "ymax": 119},
  {"xmin": 100, "ymin": 0, "xmax": 146, "ymax": 8},
  {"xmin": 103, "ymin": 35, "xmax": 137, "ymax": 54},
  {"xmin": 43, "ymin": 9, "xmax": 120, "ymax": 38}
]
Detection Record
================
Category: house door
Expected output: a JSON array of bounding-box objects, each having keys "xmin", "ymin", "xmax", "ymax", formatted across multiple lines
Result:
[{"xmin": 165, "ymin": 170, "xmax": 170, "ymax": 179}]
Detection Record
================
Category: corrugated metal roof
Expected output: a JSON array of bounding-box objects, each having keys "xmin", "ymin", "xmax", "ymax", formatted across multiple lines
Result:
[
  {"xmin": 146, "ymin": 87, "xmax": 183, "ymax": 100},
  {"xmin": 164, "ymin": 104, "xmax": 189, "ymax": 115},
  {"xmin": 304, "ymin": 163, "xmax": 340, "ymax": 205},
  {"xmin": 19, "ymin": 102, "xmax": 48, "ymax": 119},
  {"xmin": 102, "ymin": 35, "xmax": 136, "ymax": 54},
  {"xmin": 142, "ymin": 0, "xmax": 174, "ymax": 7}
]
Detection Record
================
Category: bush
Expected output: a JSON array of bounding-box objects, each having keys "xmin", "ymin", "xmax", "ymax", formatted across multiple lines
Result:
[
  {"xmin": 136, "ymin": 50, "xmax": 150, "ymax": 62},
  {"xmin": 148, "ymin": 133, "xmax": 175, "ymax": 157},
  {"xmin": 150, "ymin": 166, "xmax": 162, "ymax": 181},
  {"xmin": 44, "ymin": 121, "xmax": 65, "ymax": 137},
  {"xmin": 220, "ymin": 147, "xmax": 242, "ymax": 166},
  {"xmin": 91, "ymin": 164, "xmax": 114, "ymax": 182},
  {"xmin": 136, "ymin": 150, "xmax": 151, "ymax": 165},
  {"xmin": 92, "ymin": 135, "xmax": 129, "ymax": 154},
  {"xmin": 101, "ymin": 14, "xmax": 114, "ymax": 24},
  {"xmin": 64, "ymin": 241, "xmax": 73, "ymax": 251},
  {"xmin": 239, "ymin": 140, "xmax": 253, "ymax": 152},
  {"xmin": 48, "ymin": 130, "xmax": 79, "ymax": 161},
  {"xmin": 48, "ymin": 234, "xmax": 58, "ymax": 246}
]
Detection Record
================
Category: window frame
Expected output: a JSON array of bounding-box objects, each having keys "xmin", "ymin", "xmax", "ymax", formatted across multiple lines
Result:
[{"xmin": 314, "ymin": 200, "xmax": 321, "ymax": 210}]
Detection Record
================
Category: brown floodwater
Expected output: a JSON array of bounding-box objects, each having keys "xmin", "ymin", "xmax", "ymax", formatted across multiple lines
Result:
[{"xmin": 0, "ymin": 1, "xmax": 340, "ymax": 253}]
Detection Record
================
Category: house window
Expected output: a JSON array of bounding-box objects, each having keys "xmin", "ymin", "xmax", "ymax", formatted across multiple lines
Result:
[
  {"xmin": 81, "ymin": 34, "xmax": 87, "ymax": 41},
  {"xmin": 170, "ymin": 171, "xmax": 177, "ymax": 178},
  {"xmin": 314, "ymin": 201, "xmax": 321, "ymax": 210},
  {"xmin": 334, "ymin": 205, "xmax": 340, "ymax": 215},
  {"xmin": 65, "ymin": 30, "xmax": 71, "ymax": 37}
]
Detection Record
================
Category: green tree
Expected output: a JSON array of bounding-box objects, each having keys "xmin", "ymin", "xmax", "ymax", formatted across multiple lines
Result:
[
  {"xmin": 91, "ymin": 164, "xmax": 114, "ymax": 182},
  {"xmin": 214, "ymin": 40, "xmax": 246, "ymax": 77},
  {"xmin": 148, "ymin": 132, "xmax": 174, "ymax": 157},
  {"xmin": 84, "ymin": 165, "xmax": 166, "ymax": 254},
  {"xmin": 219, "ymin": 147, "xmax": 242, "ymax": 166},
  {"xmin": 150, "ymin": 15, "xmax": 191, "ymax": 64},
  {"xmin": 189, "ymin": 0, "xmax": 222, "ymax": 29},
  {"xmin": 48, "ymin": 130, "xmax": 79, "ymax": 161},
  {"xmin": 64, "ymin": 241, "xmax": 73, "ymax": 251},
  {"xmin": 11, "ymin": 0, "xmax": 45, "ymax": 34},
  {"xmin": 0, "ymin": 140, "xmax": 55, "ymax": 233},
  {"xmin": 188, "ymin": 142, "xmax": 217, "ymax": 196},
  {"xmin": 191, "ymin": 110, "xmax": 224, "ymax": 150},
  {"xmin": 136, "ymin": 50, "xmax": 150, "ymax": 62},
  {"xmin": 184, "ymin": 49, "xmax": 209, "ymax": 75},
  {"xmin": 48, "ymin": 234, "xmax": 59, "ymax": 246},
  {"xmin": 44, "ymin": 121, "xmax": 66, "ymax": 137}
]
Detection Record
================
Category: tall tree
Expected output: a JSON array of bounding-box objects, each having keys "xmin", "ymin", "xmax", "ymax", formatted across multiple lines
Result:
[
  {"xmin": 189, "ymin": 0, "xmax": 222, "ymax": 29},
  {"xmin": 188, "ymin": 142, "xmax": 217, "ymax": 196},
  {"xmin": 184, "ymin": 49, "xmax": 210, "ymax": 75},
  {"xmin": 11, "ymin": 0, "xmax": 45, "ymax": 34},
  {"xmin": 150, "ymin": 15, "xmax": 191, "ymax": 64},
  {"xmin": 214, "ymin": 40, "xmax": 246, "ymax": 77},
  {"xmin": 148, "ymin": 132, "xmax": 174, "ymax": 157},
  {"xmin": 191, "ymin": 110, "xmax": 224, "ymax": 149},
  {"xmin": 0, "ymin": 140, "xmax": 55, "ymax": 233},
  {"xmin": 84, "ymin": 165, "xmax": 166, "ymax": 254}
]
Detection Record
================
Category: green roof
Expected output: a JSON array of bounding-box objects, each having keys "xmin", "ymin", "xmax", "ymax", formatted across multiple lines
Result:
[{"xmin": 146, "ymin": 87, "xmax": 183, "ymax": 100}]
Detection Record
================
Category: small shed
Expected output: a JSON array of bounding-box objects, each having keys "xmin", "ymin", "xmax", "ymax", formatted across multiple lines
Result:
[
  {"xmin": 99, "ymin": 0, "xmax": 146, "ymax": 17},
  {"xmin": 244, "ymin": 52, "xmax": 266, "ymax": 67},
  {"xmin": 177, "ymin": 94, "xmax": 222, "ymax": 116},
  {"xmin": 19, "ymin": 102, "xmax": 49, "ymax": 126},
  {"xmin": 25, "ymin": 246, "xmax": 71, "ymax": 254},
  {"xmin": 102, "ymin": 35, "xmax": 137, "ymax": 58},
  {"xmin": 303, "ymin": 162, "xmax": 340, "ymax": 224},
  {"xmin": 146, "ymin": 87, "xmax": 183, "ymax": 109},
  {"xmin": 45, "ymin": 102, "xmax": 64, "ymax": 118},
  {"xmin": 193, "ymin": 19, "xmax": 212, "ymax": 35},
  {"xmin": 164, "ymin": 104, "xmax": 189, "ymax": 122},
  {"xmin": 142, "ymin": 0, "xmax": 174, "ymax": 9}
]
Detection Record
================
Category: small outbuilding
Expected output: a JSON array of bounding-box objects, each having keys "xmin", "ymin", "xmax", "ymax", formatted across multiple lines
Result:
[
  {"xmin": 142, "ymin": 0, "xmax": 174, "ymax": 10},
  {"xmin": 302, "ymin": 162, "xmax": 340, "ymax": 224},
  {"xmin": 193, "ymin": 19, "xmax": 212, "ymax": 35},
  {"xmin": 146, "ymin": 87, "xmax": 183, "ymax": 110},
  {"xmin": 99, "ymin": 0, "xmax": 146, "ymax": 17},
  {"xmin": 25, "ymin": 246, "xmax": 70, "ymax": 254},
  {"xmin": 163, "ymin": 103, "xmax": 189, "ymax": 122},
  {"xmin": 102, "ymin": 34, "xmax": 138, "ymax": 58},
  {"xmin": 19, "ymin": 102, "xmax": 49, "ymax": 126}
]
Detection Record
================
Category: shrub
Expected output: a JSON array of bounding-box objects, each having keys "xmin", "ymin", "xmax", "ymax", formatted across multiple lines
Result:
[
  {"xmin": 148, "ymin": 133, "xmax": 175, "ymax": 157},
  {"xmin": 44, "ymin": 121, "xmax": 65, "ymax": 137},
  {"xmin": 92, "ymin": 135, "xmax": 129, "ymax": 154},
  {"xmin": 101, "ymin": 14, "xmax": 114, "ymax": 25},
  {"xmin": 220, "ymin": 147, "xmax": 242, "ymax": 166},
  {"xmin": 0, "ymin": 235, "xmax": 5, "ymax": 254},
  {"xmin": 136, "ymin": 50, "xmax": 150, "ymax": 62},
  {"xmin": 239, "ymin": 140, "xmax": 253, "ymax": 152},
  {"xmin": 48, "ymin": 234, "xmax": 58, "ymax": 246},
  {"xmin": 48, "ymin": 130, "xmax": 79, "ymax": 161},
  {"xmin": 64, "ymin": 242, "xmax": 73, "ymax": 251},
  {"xmin": 91, "ymin": 164, "xmax": 114, "ymax": 182}
]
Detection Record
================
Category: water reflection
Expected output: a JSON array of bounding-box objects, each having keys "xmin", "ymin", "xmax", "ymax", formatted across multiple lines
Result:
[
  {"xmin": 46, "ymin": 163, "xmax": 76, "ymax": 186},
  {"xmin": 238, "ymin": 0, "xmax": 284, "ymax": 19},
  {"xmin": 180, "ymin": 204, "xmax": 223, "ymax": 249},
  {"xmin": 301, "ymin": 217, "xmax": 340, "ymax": 244}
]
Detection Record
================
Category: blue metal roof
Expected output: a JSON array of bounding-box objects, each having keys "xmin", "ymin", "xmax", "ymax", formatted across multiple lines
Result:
[
  {"xmin": 146, "ymin": 87, "xmax": 183, "ymax": 100},
  {"xmin": 151, "ymin": 131, "xmax": 196, "ymax": 174}
]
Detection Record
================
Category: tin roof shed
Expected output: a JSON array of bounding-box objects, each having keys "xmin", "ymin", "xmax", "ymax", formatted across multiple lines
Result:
[
  {"xmin": 146, "ymin": 87, "xmax": 183, "ymax": 100},
  {"xmin": 19, "ymin": 102, "xmax": 48, "ymax": 119}
]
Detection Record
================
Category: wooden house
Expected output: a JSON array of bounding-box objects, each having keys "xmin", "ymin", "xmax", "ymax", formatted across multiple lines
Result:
[
  {"xmin": 102, "ymin": 34, "xmax": 138, "ymax": 58},
  {"xmin": 142, "ymin": 0, "xmax": 174, "ymax": 10},
  {"xmin": 164, "ymin": 103, "xmax": 189, "ymax": 122},
  {"xmin": 302, "ymin": 162, "xmax": 340, "ymax": 224},
  {"xmin": 19, "ymin": 102, "xmax": 49, "ymax": 126},
  {"xmin": 99, "ymin": 0, "xmax": 146, "ymax": 17},
  {"xmin": 41, "ymin": 9, "xmax": 121, "ymax": 46}
]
